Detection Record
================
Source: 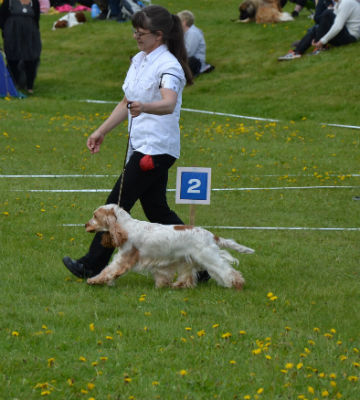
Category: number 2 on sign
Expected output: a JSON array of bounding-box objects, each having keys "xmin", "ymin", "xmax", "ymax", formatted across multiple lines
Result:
[{"xmin": 187, "ymin": 179, "xmax": 201, "ymax": 194}]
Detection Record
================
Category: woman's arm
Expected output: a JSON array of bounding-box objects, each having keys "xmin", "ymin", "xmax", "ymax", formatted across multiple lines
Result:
[
  {"xmin": 87, "ymin": 96, "xmax": 129, "ymax": 154},
  {"xmin": 128, "ymin": 88, "xmax": 178, "ymax": 118}
]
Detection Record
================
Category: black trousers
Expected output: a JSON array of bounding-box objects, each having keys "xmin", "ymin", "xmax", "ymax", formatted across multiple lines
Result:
[
  {"xmin": 79, "ymin": 151, "xmax": 184, "ymax": 273},
  {"xmin": 7, "ymin": 59, "xmax": 39, "ymax": 90},
  {"xmin": 295, "ymin": 10, "xmax": 357, "ymax": 54},
  {"xmin": 188, "ymin": 56, "xmax": 201, "ymax": 77}
]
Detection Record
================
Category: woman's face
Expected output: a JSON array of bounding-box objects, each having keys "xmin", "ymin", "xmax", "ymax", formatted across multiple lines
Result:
[{"xmin": 133, "ymin": 28, "xmax": 163, "ymax": 54}]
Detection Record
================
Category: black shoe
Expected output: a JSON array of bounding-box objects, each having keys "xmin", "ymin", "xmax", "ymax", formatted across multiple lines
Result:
[
  {"xmin": 202, "ymin": 64, "xmax": 215, "ymax": 74},
  {"xmin": 62, "ymin": 256, "xmax": 94, "ymax": 279},
  {"xmin": 197, "ymin": 270, "xmax": 211, "ymax": 283},
  {"xmin": 291, "ymin": 10, "xmax": 299, "ymax": 17}
]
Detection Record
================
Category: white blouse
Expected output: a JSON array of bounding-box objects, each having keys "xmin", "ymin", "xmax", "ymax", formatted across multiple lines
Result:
[{"xmin": 122, "ymin": 44, "xmax": 186, "ymax": 159}]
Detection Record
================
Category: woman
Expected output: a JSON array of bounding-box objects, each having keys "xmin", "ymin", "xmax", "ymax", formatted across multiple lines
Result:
[
  {"xmin": 0, "ymin": 0, "xmax": 42, "ymax": 94},
  {"xmin": 63, "ymin": 5, "xmax": 210, "ymax": 282}
]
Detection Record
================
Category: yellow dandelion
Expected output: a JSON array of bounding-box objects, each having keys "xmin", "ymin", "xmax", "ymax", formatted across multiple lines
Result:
[
  {"xmin": 297, "ymin": 363, "xmax": 303, "ymax": 370},
  {"xmin": 89, "ymin": 323, "xmax": 95, "ymax": 331},
  {"xmin": 285, "ymin": 363, "xmax": 294, "ymax": 369},
  {"xmin": 91, "ymin": 361, "xmax": 98, "ymax": 367},
  {"xmin": 229, "ymin": 360, "xmax": 236, "ymax": 365},
  {"xmin": 239, "ymin": 330, "xmax": 247, "ymax": 335},
  {"xmin": 152, "ymin": 381, "xmax": 159, "ymax": 386},
  {"xmin": 353, "ymin": 362, "xmax": 360, "ymax": 367},
  {"xmin": 185, "ymin": 327, "xmax": 192, "ymax": 331},
  {"xmin": 11, "ymin": 331, "xmax": 19, "ymax": 336},
  {"xmin": 330, "ymin": 381, "xmax": 337, "ymax": 388},
  {"xmin": 105, "ymin": 336, "xmax": 113, "ymax": 340},
  {"xmin": 79, "ymin": 356, "xmax": 87, "ymax": 362},
  {"xmin": 67, "ymin": 378, "xmax": 74, "ymax": 386},
  {"xmin": 197, "ymin": 330, "xmax": 205, "ymax": 337},
  {"xmin": 267, "ymin": 292, "xmax": 274, "ymax": 298},
  {"xmin": 339, "ymin": 355, "xmax": 348, "ymax": 361},
  {"xmin": 329, "ymin": 373, "xmax": 337, "ymax": 379},
  {"xmin": 221, "ymin": 332, "xmax": 232, "ymax": 339},
  {"xmin": 321, "ymin": 389, "xmax": 329, "ymax": 397},
  {"xmin": 100, "ymin": 356, "xmax": 108, "ymax": 361},
  {"xmin": 285, "ymin": 326, "xmax": 291, "ymax": 331},
  {"xmin": 307, "ymin": 387, "xmax": 314, "ymax": 395},
  {"xmin": 41, "ymin": 390, "xmax": 51, "ymax": 396},
  {"xmin": 257, "ymin": 388, "xmax": 264, "ymax": 394},
  {"xmin": 252, "ymin": 348, "xmax": 262, "ymax": 355},
  {"xmin": 81, "ymin": 389, "xmax": 88, "ymax": 394},
  {"xmin": 87, "ymin": 383, "xmax": 95, "ymax": 390},
  {"xmin": 179, "ymin": 369, "xmax": 188, "ymax": 376},
  {"xmin": 124, "ymin": 377, "xmax": 132, "ymax": 383},
  {"xmin": 212, "ymin": 323, "xmax": 220, "ymax": 328},
  {"xmin": 318, "ymin": 372, "xmax": 325, "ymax": 378},
  {"xmin": 47, "ymin": 358, "xmax": 55, "ymax": 367},
  {"xmin": 265, "ymin": 355, "xmax": 272, "ymax": 360},
  {"xmin": 243, "ymin": 396, "xmax": 251, "ymax": 400},
  {"xmin": 348, "ymin": 376, "xmax": 358, "ymax": 382}
]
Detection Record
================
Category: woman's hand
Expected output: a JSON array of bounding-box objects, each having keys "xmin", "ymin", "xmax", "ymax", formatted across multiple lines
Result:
[
  {"xmin": 128, "ymin": 101, "xmax": 144, "ymax": 118},
  {"xmin": 87, "ymin": 130, "xmax": 105, "ymax": 154},
  {"xmin": 312, "ymin": 39, "xmax": 324, "ymax": 50}
]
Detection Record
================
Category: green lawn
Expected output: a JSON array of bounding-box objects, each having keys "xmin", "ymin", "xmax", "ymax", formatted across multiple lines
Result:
[{"xmin": 1, "ymin": 0, "xmax": 359, "ymax": 399}]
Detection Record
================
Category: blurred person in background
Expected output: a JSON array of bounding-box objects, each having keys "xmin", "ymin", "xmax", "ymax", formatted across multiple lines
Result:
[{"xmin": 0, "ymin": 0, "xmax": 42, "ymax": 94}]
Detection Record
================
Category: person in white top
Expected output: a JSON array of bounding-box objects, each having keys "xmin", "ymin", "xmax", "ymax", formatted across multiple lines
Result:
[
  {"xmin": 278, "ymin": 0, "xmax": 360, "ymax": 60},
  {"xmin": 178, "ymin": 10, "xmax": 214, "ymax": 77},
  {"xmin": 63, "ymin": 5, "xmax": 214, "ymax": 283}
]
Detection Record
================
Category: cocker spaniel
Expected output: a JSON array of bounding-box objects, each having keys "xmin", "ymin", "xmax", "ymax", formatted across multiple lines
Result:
[
  {"xmin": 85, "ymin": 204, "xmax": 255, "ymax": 290},
  {"xmin": 237, "ymin": 0, "xmax": 293, "ymax": 23}
]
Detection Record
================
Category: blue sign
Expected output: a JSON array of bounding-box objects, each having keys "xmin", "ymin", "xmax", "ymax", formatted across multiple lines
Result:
[{"xmin": 176, "ymin": 167, "xmax": 211, "ymax": 205}]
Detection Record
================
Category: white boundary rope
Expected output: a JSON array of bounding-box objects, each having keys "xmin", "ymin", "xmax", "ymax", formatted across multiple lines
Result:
[
  {"xmin": 11, "ymin": 185, "xmax": 360, "ymax": 193},
  {"xmin": 62, "ymin": 223, "xmax": 360, "ymax": 231},
  {"xmin": 1, "ymin": 174, "xmax": 360, "ymax": 178},
  {"xmin": 81, "ymin": 100, "xmax": 360, "ymax": 130}
]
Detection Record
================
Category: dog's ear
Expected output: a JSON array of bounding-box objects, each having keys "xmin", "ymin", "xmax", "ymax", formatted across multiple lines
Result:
[
  {"xmin": 106, "ymin": 208, "xmax": 128, "ymax": 247},
  {"xmin": 109, "ymin": 223, "xmax": 128, "ymax": 247},
  {"xmin": 101, "ymin": 232, "xmax": 116, "ymax": 248}
]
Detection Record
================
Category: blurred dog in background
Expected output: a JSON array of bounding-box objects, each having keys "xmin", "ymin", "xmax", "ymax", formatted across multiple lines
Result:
[{"xmin": 237, "ymin": 0, "xmax": 293, "ymax": 23}]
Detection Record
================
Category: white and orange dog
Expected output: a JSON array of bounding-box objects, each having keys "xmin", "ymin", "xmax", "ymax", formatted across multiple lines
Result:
[{"xmin": 85, "ymin": 204, "xmax": 254, "ymax": 290}]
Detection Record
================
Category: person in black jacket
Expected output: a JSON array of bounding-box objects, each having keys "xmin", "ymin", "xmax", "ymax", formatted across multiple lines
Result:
[{"xmin": 0, "ymin": 0, "xmax": 42, "ymax": 94}]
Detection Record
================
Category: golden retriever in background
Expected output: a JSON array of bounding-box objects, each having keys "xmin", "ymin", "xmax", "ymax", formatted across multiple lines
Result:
[{"xmin": 237, "ymin": 0, "xmax": 293, "ymax": 23}]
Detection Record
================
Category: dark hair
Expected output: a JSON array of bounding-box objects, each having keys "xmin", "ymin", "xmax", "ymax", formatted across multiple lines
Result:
[{"xmin": 132, "ymin": 5, "xmax": 193, "ymax": 85}]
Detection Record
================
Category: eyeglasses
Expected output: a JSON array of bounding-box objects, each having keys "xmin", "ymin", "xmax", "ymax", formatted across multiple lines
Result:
[{"xmin": 132, "ymin": 29, "xmax": 153, "ymax": 38}]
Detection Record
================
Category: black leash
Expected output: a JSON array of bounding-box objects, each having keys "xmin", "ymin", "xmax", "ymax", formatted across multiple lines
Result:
[{"xmin": 117, "ymin": 102, "xmax": 133, "ymax": 207}]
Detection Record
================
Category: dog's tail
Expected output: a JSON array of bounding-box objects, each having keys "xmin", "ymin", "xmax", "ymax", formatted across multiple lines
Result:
[{"xmin": 216, "ymin": 237, "xmax": 255, "ymax": 254}]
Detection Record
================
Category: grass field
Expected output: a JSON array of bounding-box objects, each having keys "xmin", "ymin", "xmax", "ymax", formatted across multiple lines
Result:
[{"xmin": 1, "ymin": 0, "xmax": 359, "ymax": 399}]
